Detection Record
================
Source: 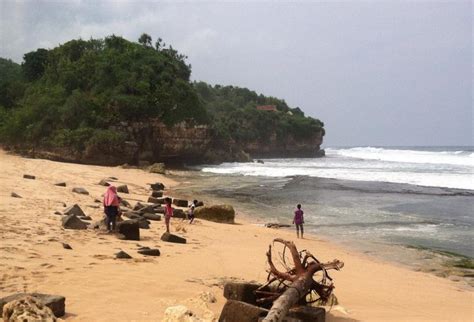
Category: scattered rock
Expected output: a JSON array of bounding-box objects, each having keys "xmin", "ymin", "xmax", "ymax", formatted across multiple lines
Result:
[
  {"xmin": 151, "ymin": 190, "xmax": 164, "ymax": 198},
  {"xmin": 199, "ymin": 291, "xmax": 217, "ymax": 303},
  {"xmin": 265, "ymin": 223, "xmax": 291, "ymax": 229},
  {"xmin": 117, "ymin": 185, "xmax": 129, "ymax": 193},
  {"xmin": 117, "ymin": 220, "xmax": 140, "ymax": 240},
  {"xmin": 194, "ymin": 204, "xmax": 235, "ymax": 224},
  {"xmin": 137, "ymin": 248, "xmax": 160, "ymax": 256},
  {"xmin": 2, "ymin": 295, "xmax": 57, "ymax": 322},
  {"xmin": 163, "ymin": 305, "xmax": 198, "ymax": 322},
  {"xmin": 98, "ymin": 179, "xmax": 110, "ymax": 186},
  {"xmin": 149, "ymin": 182, "xmax": 165, "ymax": 190},
  {"xmin": 61, "ymin": 202, "xmax": 67, "ymax": 207},
  {"xmin": 115, "ymin": 251, "xmax": 132, "ymax": 259},
  {"xmin": 137, "ymin": 205, "xmax": 156, "ymax": 214},
  {"xmin": 94, "ymin": 198, "xmax": 102, "ymax": 203},
  {"xmin": 142, "ymin": 213, "xmax": 161, "ymax": 221},
  {"xmin": 23, "ymin": 174, "xmax": 35, "ymax": 180},
  {"xmin": 61, "ymin": 243, "xmax": 72, "ymax": 250},
  {"xmin": 133, "ymin": 202, "xmax": 146, "ymax": 211},
  {"xmin": 63, "ymin": 204, "xmax": 85, "ymax": 217},
  {"xmin": 61, "ymin": 214, "xmax": 88, "ymax": 230},
  {"xmin": 72, "ymin": 187, "xmax": 89, "ymax": 195},
  {"xmin": 53, "ymin": 211, "xmax": 62, "ymax": 216},
  {"xmin": 0, "ymin": 293, "xmax": 65, "ymax": 318},
  {"xmin": 147, "ymin": 196, "xmax": 161, "ymax": 204},
  {"xmin": 10, "ymin": 192, "xmax": 22, "ymax": 198},
  {"xmin": 54, "ymin": 182, "xmax": 66, "ymax": 187},
  {"xmin": 173, "ymin": 198, "xmax": 188, "ymax": 207},
  {"xmin": 161, "ymin": 232, "xmax": 186, "ymax": 244},
  {"xmin": 148, "ymin": 163, "xmax": 166, "ymax": 174}
]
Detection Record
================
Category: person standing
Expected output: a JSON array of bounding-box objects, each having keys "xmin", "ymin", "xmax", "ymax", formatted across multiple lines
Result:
[
  {"xmin": 103, "ymin": 186, "xmax": 120, "ymax": 232},
  {"xmin": 164, "ymin": 197, "xmax": 174, "ymax": 233},
  {"xmin": 188, "ymin": 199, "xmax": 197, "ymax": 224},
  {"xmin": 293, "ymin": 204, "xmax": 304, "ymax": 239}
]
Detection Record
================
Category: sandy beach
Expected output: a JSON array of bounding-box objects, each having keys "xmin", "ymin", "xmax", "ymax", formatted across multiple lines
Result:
[{"xmin": 0, "ymin": 149, "xmax": 472, "ymax": 321}]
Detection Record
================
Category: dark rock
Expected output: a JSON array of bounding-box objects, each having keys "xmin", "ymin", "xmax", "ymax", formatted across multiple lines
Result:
[
  {"xmin": 98, "ymin": 179, "xmax": 110, "ymax": 186},
  {"xmin": 138, "ymin": 246, "xmax": 150, "ymax": 251},
  {"xmin": 223, "ymin": 282, "xmax": 261, "ymax": 305},
  {"xmin": 219, "ymin": 300, "xmax": 267, "ymax": 322},
  {"xmin": 115, "ymin": 250, "xmax": 132, "ymax": 259},
  {"xmin": 149, "ymin": 182, "xmax": 165, "ymax": 190},
  {"xmin": 137, "ymin": 205, "xmax": 156, "ymax": 214},
  {"xmin": 154, "ymin": 197, "xmax": 167, "ymax": 204},
  {"xmin": 54, "ymin": 211, "xmax": 63, "ymax": 216},
  {"xmin": 117, "ymin": 220, "xmax": 140, "ymax": 240},
  {"xmin": 11, "ymin": 192, "xmax": 22, "ymax": 198},
  {"xmin": 62, "ymin": 243, "xmax": 72, "ymax": 250},
  {"xmin": 123, "ymin": 211, "xmax": 142, "ymax": 220},
  {"xmin": 256, "ymin": 159, "xmax": 265, "ymax": 164},
  {"xmin": 54, "ymin": 182, "xmax": 66, "ymax": 187},
  {"xmin": 23, "ymin": 174, "xmax": 35, "ymax": 180},
  {"xmin": 161, "ymin": 232, "xmax": 186, "ymax": 244},
  {"xmin": 137, "ymin": 248, "xmax": 160, "ymax": 256},
  {"xmin": 94, "ymin": 198, "xmax": 102, "ymax": 203},
  {"xmin": 61, "ymin": 214, "xmax": 87, "ymax": 230},
  {"xmin": 79, "ymin": 216, "xmax": 92, "ymax": 221},
  {"xmin": 265, "ymin": 223, "xmax": 291, "ymax": 229},
  {"xmin": 61, "ymin": 202, "xmax": 67, "ymax": 207},
  {"xmin": 142, "ymin": 213, "xmax": 161, "ymax": 221},
  {"xmin": 117, "ymin": 185, "xmax": 129, "ymax": 193},
  {"xmin": 133, "ymin": 202, "xmax": 146, "ymax": 211},
  {"xmin": 63, "ymin": 204, "xmax": 85, "ymax": 217},
  {"xmin": 154, "ymin": 206, "xmax": 165, "ymax": 214},
  {"xmin": 172, "ymin": 198, "xmax": 188, "ymax": 207},
  {"xmin": 72, "ymin": 187, "xmax": 89, "ymax": 195},
  {"xmin": 120, "ymin": 199, "xmax": 132, "ymax": 208},
  {"xmin": 137, "ymin": 219, "xmax": 150, "ymax": 229},
  {"xmin": 196, "ymin": 201, "xmax": 204, "ymax": 207},
  {"xmin": 173, "ymin": 208, "xmax": 186, "ymax": 219},
  {"xmin": 151, "ymin": 190, "xmax": 164, "ymax": 198},
  {"xmin": 0, "ymin": 293, "xmax": 66, "ymax": 317},
  {"xmin": 194, "ymin": 205, "xmax": 235, "ymax": 224},
  {"xmin": 147, "ymin": 196, "xmax": 161, "ymax": 204}
]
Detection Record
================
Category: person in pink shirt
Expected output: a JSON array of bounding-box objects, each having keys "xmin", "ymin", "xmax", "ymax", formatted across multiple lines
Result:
[
  {"xmin": 164, "ymin": 197, "xmax": 174, "ymax": 233},
  {"xmin": 293, "ymin": 204, "xmax": 304, "ymax": 239},
  {"xmin": 103, "ymin": 186, "xmax": 121, "ymax": 232}
]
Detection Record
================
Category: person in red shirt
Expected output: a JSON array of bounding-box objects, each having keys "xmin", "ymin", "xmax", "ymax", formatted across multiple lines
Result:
[
  {"xmin": 103, "ymin": 186, "xmax": 121, "ymax": 232},
  {"xmin": 293, "ymin": 204, "xmax": 304, "ymax": 239},
  {"xmin": 164, "ymin": 197, "xmax": 174, "ymax": 233}
]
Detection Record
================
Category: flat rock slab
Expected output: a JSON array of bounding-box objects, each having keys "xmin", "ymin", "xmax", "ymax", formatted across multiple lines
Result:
[
  {"xmin": 0, "ymin": 293, "xmax": 66, "ymax": 317},
  {"xmin": 161, "ymin": 232, "xmax": 186, "ymax": 244},
  {"xmin": 63, "ymin": 204, "xmax": 85, "ymax": 217},
  {"xmin": 23, "ymin": 174, "xmax": 35, "ymax": 180},
  {"xmin": 138, "ymin": 248, "xmax": 160, "ymax": 256},
  {"xmin": 72, "ymin": 187, "xmax": 89, "ymax": 195},
  {"xmin": 61, "ymin": 214, "xmax": 88, "ymax": 230},
  {"xmin": 151, "ymin": 190, "xmax": 164, "ymax": 198},
  {"xmin": 142, "ymin": 213, "xmax": 161, "ymax": 221},
  {"xmin": 117, "ymin": 220, "xmax": 140, "ymax": 240},
  {"xmin": 11, "ymin": 192, "xmax": 22, "ymax": 198},
  {"xmin": 54, "ymin": 182, "xmax": 66, "ymax": 187},
  {"xmin": 117, "ymin": 185, "xmax": 129, "ymax": 193}
]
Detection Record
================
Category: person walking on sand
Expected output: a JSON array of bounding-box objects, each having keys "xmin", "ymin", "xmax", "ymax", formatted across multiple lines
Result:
[
  {"xmin": 293, "ymin": 204, "xmax": 304, "ymax": 239},
  {"xmin": 103, "ymin": 186, "xmax": 120, "ymax": 232},
  {"xmin": 188, "ymin": 199, "xmax": 197, "ymax": 224},
  {"xmin": 164, "ymin": 197, "xmax": 174, "ymax": 233}
]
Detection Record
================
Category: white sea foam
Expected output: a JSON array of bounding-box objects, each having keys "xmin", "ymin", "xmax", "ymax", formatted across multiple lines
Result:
[{"xmin": 200, "ymin": 147, "xmax": 474, "ymax": 190}]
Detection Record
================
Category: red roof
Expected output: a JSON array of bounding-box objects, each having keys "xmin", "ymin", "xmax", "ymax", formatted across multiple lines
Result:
[{"xmin": 256, "ymin": 105, "xmax": 277, "ymax": 111}]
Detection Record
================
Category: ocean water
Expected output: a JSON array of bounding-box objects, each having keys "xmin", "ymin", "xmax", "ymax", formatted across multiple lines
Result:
[{"xmin": 173, "ymin": 147, "xmax": 474, "ymax": 285}]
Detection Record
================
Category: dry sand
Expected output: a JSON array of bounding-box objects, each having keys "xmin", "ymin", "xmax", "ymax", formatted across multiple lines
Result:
[{"xmin": 0, "ymin": 149, "xmax": 472, "ymax": 321}]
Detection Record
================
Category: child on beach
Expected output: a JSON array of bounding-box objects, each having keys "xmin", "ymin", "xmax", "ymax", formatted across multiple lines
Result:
[
  {"xmin": 293, "ymin": 204, "xmax": 304, "ymax": 239},
  {"xmin": 103, "ymin": 186, "xmax": 121, "ymax": 232},
  {"xmin": 164, "ymin": 197, "xmax": 174, "ymax": 233},
  {"xmin": 188, "ymin": 199, "xmax": 197, "ymax": 224}
]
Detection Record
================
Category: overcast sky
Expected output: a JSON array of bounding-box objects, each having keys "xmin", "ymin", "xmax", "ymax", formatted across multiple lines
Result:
[{"xmin": 0, "ymin": 0, "xmax": 472, "ymax": 147}]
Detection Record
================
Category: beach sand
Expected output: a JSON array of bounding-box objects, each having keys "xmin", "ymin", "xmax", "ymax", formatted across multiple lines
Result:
[{"xmin": 0, "ymin": 149, "xmax": 472, "ymax": 321}]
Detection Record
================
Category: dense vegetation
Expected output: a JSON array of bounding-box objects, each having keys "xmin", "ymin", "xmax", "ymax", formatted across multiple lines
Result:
[{"xmin": 0, "ymin": 34, "xmax": 324, "ymax": 161}]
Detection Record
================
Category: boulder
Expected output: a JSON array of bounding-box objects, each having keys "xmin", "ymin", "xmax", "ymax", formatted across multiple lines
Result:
[
  {"xmin": 2, "ymin": 295, "xmax": 56, "ymax": 322},
  {"xmin": 11, "ymin": 192, "xmax": 22, "ymax": 198},
  {"xmin": 117, "ymin": 185, "xmax": 129, "ymax": 193},
  {"xmin": 54, "ymin": 182, "xmax": 66, "ymax": 187},
  {"xmin": 137, "ymin": 248, "xmax": 161, "ymax": 256},
  {"xmin": 147, "ymin": 196, "xmax": 161, "ymax": 204},
  {"xmin": 23, "ymin": 174, "xmax": 35, "ymax": 180},
  {"xmin": 149, "ymin": 182, "xmax": 165, "ymax": 190},
  {"xmin": 219, "ymin": 300, "xmax": 267, "ymax": 322},
  {"xmin": 173, "ymin": 208, "xmax": 186, "ymax": 219},
  {"xmin": 0, "ymin": 293, "xmax": 65, "ymax": 318},
  {"xmin": 148, "ymin": 163, "xmax": 166, "ymax": 174},
  {"xmin": 194, "ymin": 204, "xmax": 235, "ymax": 224},
  {"xmin": 63, "ymin": 204, "xmax": 85, "ymax": 217},
  {"xmin": 143, "ymin": 213, "xmax": 161, "ymax": 221},
  {"xmin": 98, "ymin": 179, "xmax": 110, "ymax": 186},
  {"xmin": 151, "ymin": 190, "xmax": 164, "ymax": 198},
  {"xmin": 72, "ymin": 187, "xmax": 89, "ymax": 195},
  {"xmin": 61, "ymin": 243, "xmax": 72, "ymax": 250},
  {"xmin": 61, "ymin": 214, "xmax": 87, "ymax": 230},
  {"xmin": 115, "ymin": 251, "xmax": 132, "ymax": 259},
  {"xmin": 117, "ymin": 220, "xmax": 140, "ymax": 240},
  {"xmin": 173, "ymin": 198, "xmax": 188, "ymax": 207},
  {"xmin": 161, "ymin": 232, "xmax": 186, "ymax": 244}
]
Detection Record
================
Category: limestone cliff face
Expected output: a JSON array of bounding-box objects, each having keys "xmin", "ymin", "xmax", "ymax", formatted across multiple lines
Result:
[{"xmin": 14, "ymin": 120, "xmax": 324, "ymax": 165}]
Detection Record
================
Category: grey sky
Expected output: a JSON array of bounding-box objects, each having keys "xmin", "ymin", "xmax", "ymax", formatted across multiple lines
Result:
[{"xmin": 0, "ymin": 0, "xmax": 472, "ymax": 146}]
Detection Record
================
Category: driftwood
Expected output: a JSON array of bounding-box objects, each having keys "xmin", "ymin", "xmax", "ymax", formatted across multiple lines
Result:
[{"xmin": 258, "ymin": 238, "xmax": 343, "ymax": 322}]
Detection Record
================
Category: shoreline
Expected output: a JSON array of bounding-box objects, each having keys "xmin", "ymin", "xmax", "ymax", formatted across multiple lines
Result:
[{"xmin": 0, "ymin": 150, "xmax": 472, "ymax": 321}]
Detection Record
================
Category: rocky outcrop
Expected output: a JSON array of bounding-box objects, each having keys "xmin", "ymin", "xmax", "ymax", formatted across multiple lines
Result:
[{"xmin": 194, "ymin": 204, "xmax": 235, "ymax": 224}]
